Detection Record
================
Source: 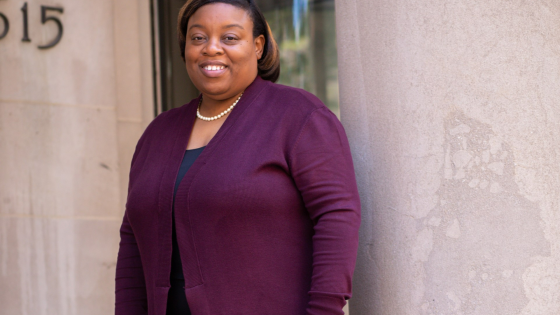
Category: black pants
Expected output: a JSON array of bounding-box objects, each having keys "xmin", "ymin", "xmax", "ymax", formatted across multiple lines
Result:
[{"xmin": 166, "ymin": 279, "xmax": 192, "ymax": 315}]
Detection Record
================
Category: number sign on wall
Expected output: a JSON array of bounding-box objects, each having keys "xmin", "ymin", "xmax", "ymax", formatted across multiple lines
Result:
[
  {"xmin": 0, "ymin": 12, "xmax": 8, "ymax": 40},
  {"xmin": 0, "ymin": 2, "xmax": 64, "ymax": 49}
]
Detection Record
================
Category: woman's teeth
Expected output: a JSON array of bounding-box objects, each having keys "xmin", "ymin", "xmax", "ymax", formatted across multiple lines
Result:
[{"xmin": 204, "ymin": 65, "xmax": 226, "ymax": 71}]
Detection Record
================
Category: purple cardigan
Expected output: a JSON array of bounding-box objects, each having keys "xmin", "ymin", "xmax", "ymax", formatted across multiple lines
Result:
[{"xmin": 115, "ymin": 77, "xmax": 361, "ymax": 315}]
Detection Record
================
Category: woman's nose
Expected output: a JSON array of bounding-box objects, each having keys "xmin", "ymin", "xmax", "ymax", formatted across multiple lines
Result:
[{"xmin": 203, "ymin": 37, "xmax": 223, "ymax": 56}]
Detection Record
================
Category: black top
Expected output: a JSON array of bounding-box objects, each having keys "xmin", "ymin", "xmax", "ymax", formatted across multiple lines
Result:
[
  {"xmin": 167, "ymin": 147, "xmax": 205, "ymax": 315},
  {"xmin": 171, "ymin": 146, "xmax": 205, "ymax": 279}
]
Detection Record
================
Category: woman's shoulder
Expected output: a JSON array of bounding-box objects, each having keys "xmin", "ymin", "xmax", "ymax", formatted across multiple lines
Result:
[
  {"xmin": 145, "ymin": 100, "xmax": 197, "ymax": 134},
  {"xmin": 262, "ymin": 80, "xmax": 324, "ymax": 111},
  {"xmin": 135, "ymin": 100, "xmax": 197, "ymax": 147},
  {"xmin": 257, "ymin": 80, "xmax": 336, "ymax": 126}
]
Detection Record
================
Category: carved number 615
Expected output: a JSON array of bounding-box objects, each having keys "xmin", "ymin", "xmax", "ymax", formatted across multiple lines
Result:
[{"xmin": 0, "ymin": 2, "xmax": 64, "ymax": 49}]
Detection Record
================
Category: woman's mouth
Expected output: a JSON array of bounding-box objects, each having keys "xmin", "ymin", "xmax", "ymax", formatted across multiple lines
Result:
[
  {"xmin": 200, "ymin": 64, "xmax": 228, "ymax": 77},
  {"xmin": 203, "ymin": 65, "xmax": 226, "ymax": 71}
]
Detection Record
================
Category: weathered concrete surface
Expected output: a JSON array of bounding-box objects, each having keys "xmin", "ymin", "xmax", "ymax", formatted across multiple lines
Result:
[
  {"xmin": 0, "ymin": 0, "xmax": 153, "ymax": 314},
  {"xmin": 335, "ymin": 0, "xmax": 560, "ymax": 314}
]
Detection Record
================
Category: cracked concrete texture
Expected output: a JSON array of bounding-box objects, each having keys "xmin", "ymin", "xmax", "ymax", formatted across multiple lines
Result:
[{"xmin": 336, "ymin": 0, "xmax": 560, "ymax": 314}]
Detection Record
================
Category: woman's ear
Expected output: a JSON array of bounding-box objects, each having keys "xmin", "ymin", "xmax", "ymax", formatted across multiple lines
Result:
[{"xmin": 254, "ymin": 34, "xmax": 265, "ymax": 60}]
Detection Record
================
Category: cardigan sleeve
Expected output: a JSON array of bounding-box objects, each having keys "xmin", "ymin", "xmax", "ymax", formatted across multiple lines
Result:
[
  {"xmin": 115, "ymin": 135, "xmax": 149, "ymax": 315},
  {"xmin": 289, "ymin": 107, "xmax": 361, "ymax": 315},
  {"xmin": 115, "ymin": 212, "xmax": 148, "ymax": 314}
]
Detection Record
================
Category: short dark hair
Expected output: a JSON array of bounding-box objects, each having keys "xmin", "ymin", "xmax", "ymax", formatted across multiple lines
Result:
[{"xmin": 177, "ymin": 0, "xmax": 280, "ymax": 82}]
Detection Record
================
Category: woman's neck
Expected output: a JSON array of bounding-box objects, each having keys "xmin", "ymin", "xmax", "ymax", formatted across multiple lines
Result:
[{"xmin": 199, "ymin": 91, "xmax": 244, "ymax": 117}]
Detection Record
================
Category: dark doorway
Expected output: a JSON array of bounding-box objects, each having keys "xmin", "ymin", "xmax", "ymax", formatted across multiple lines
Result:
[{"xmin": 155, "ymin": 0, "xmax": 199, "ymax": 113}]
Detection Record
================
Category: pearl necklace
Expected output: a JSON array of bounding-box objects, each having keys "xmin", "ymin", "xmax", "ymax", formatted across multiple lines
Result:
[{"xmin": 196, "ymin": 93, "xmax": 243, "ymax": 121}]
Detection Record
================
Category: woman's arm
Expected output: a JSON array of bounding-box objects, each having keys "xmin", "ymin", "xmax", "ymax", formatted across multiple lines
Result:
[
  {"xmin": 289, "ymin": 107, "xmax": 361, "ymax": 315},
  {"xmin": 115, "ymin": 212, "xmax": 148, "ymax": 314},
  {"xmin": 115, "ymin": 130, "xmax": 151, "ymax": 315}
]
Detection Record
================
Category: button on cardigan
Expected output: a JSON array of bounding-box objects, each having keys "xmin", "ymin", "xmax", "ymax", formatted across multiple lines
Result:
[{"xmin": 115, "ymin": 77, "xmax": 361, "ymax": 315}]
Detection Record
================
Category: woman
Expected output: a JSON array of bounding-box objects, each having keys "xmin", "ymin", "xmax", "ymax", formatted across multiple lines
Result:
[{"xmin": 115, "ymin": 0, "xmax": 360, "ymax": 314}]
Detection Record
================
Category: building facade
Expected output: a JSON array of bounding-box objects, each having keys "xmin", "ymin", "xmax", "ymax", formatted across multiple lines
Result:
[{"xmin": 1, "ymin": 0, "xmax": 559, "ymax": 314}]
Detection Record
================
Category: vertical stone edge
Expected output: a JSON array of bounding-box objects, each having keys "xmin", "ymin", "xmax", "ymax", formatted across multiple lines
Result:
[
  {"xmin": 113, "ymin": 0, "xmax": 156, "ymax": 212},
  {"xmin": 334, "ymin": 0, "xmax": 375, "ymax": 314}
]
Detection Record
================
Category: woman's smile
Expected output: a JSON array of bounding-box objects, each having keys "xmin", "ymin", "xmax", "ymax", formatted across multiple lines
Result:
[{"xmin": 199, "ymin": 61, "xmax": 229, "ymax": 78}]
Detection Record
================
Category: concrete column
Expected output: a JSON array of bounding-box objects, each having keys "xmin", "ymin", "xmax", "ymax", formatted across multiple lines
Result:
[
  {"xmin": 335, "ymin": 1, "xmax": 560, "ymax": 314},
  {"xmin": 0, "ymin": 0, "xmax": 153, "ymax": 314}
]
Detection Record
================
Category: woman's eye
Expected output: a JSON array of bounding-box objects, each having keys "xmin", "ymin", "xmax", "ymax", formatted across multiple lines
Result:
[
  {"xmin": 224, "ymin": 36, "xmax": 237, "ymax": 42},
  {"xmin": 192, "ymin": 36, "xmax": 205, "ymax": 41}
]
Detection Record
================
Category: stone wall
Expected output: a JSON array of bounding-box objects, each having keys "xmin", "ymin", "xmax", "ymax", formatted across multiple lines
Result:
[
  {"xmin": 0, "ymin": 0, "xmax": 153, "ymax": 314},
  {"xmin": 336, "ymin": 0, "xmax": 560, "ymax": 314}
]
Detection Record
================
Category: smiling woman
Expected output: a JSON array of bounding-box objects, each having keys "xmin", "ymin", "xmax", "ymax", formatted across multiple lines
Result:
[
  {"xmin": 176, "ymin": 1, "xmax": 279, "ymax": 149},
  {"xmin": 181, "ymin": 3, "xmax": 264, "ymax": 112},
  {"xmin": 115, "ymin": 1, "xmax": 360, "ymax": 314}
]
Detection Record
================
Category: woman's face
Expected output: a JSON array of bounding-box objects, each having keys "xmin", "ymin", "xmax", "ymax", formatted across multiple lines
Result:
[{"xmin": 185, "ymin": 3, "xmax": 265, "ymax": 101}]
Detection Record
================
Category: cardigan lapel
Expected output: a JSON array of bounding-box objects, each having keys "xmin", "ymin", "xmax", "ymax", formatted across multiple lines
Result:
[
  {"xmin": 174, "ymin": 76, "xmax": 269, "ymax": 191},
  {"xmin": 154, "ymin": 76, "xmax": 268, "ymax": 289},
  {"xmin": 190, "ymin": 76, "xmax": 268, "ymax": 161},
  {"xmin": 154, "ymin": 96, "xmax": 198, "ymax": 288}
]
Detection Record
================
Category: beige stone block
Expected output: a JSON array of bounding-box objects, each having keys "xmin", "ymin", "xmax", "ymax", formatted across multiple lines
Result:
[
  {"xmin": 112, "ymin": 0, "xmax": 155, "ymax": 123},
  {"xmin": 0, "ymin": 216, "xmax": 120, "ymax": 315},
  {"xmin": 0, "ymin": 101, "xmax": 120, "ymax": 218},
  {"xmin": 0, "ymin": 0, "xmax": 116, "ymax": 107},
  {"xmin": 116, "ymin": 121, "xmax": 145, "ymax": 211},
  {"xmin": 113, "ymin": 0, "xmax": 143, "ymax": 122}
]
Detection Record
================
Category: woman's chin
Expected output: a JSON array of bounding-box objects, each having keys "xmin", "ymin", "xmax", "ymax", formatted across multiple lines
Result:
[{"xmin": 198, "ymin": 82, "xmax": 240, "ymax": 99}]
